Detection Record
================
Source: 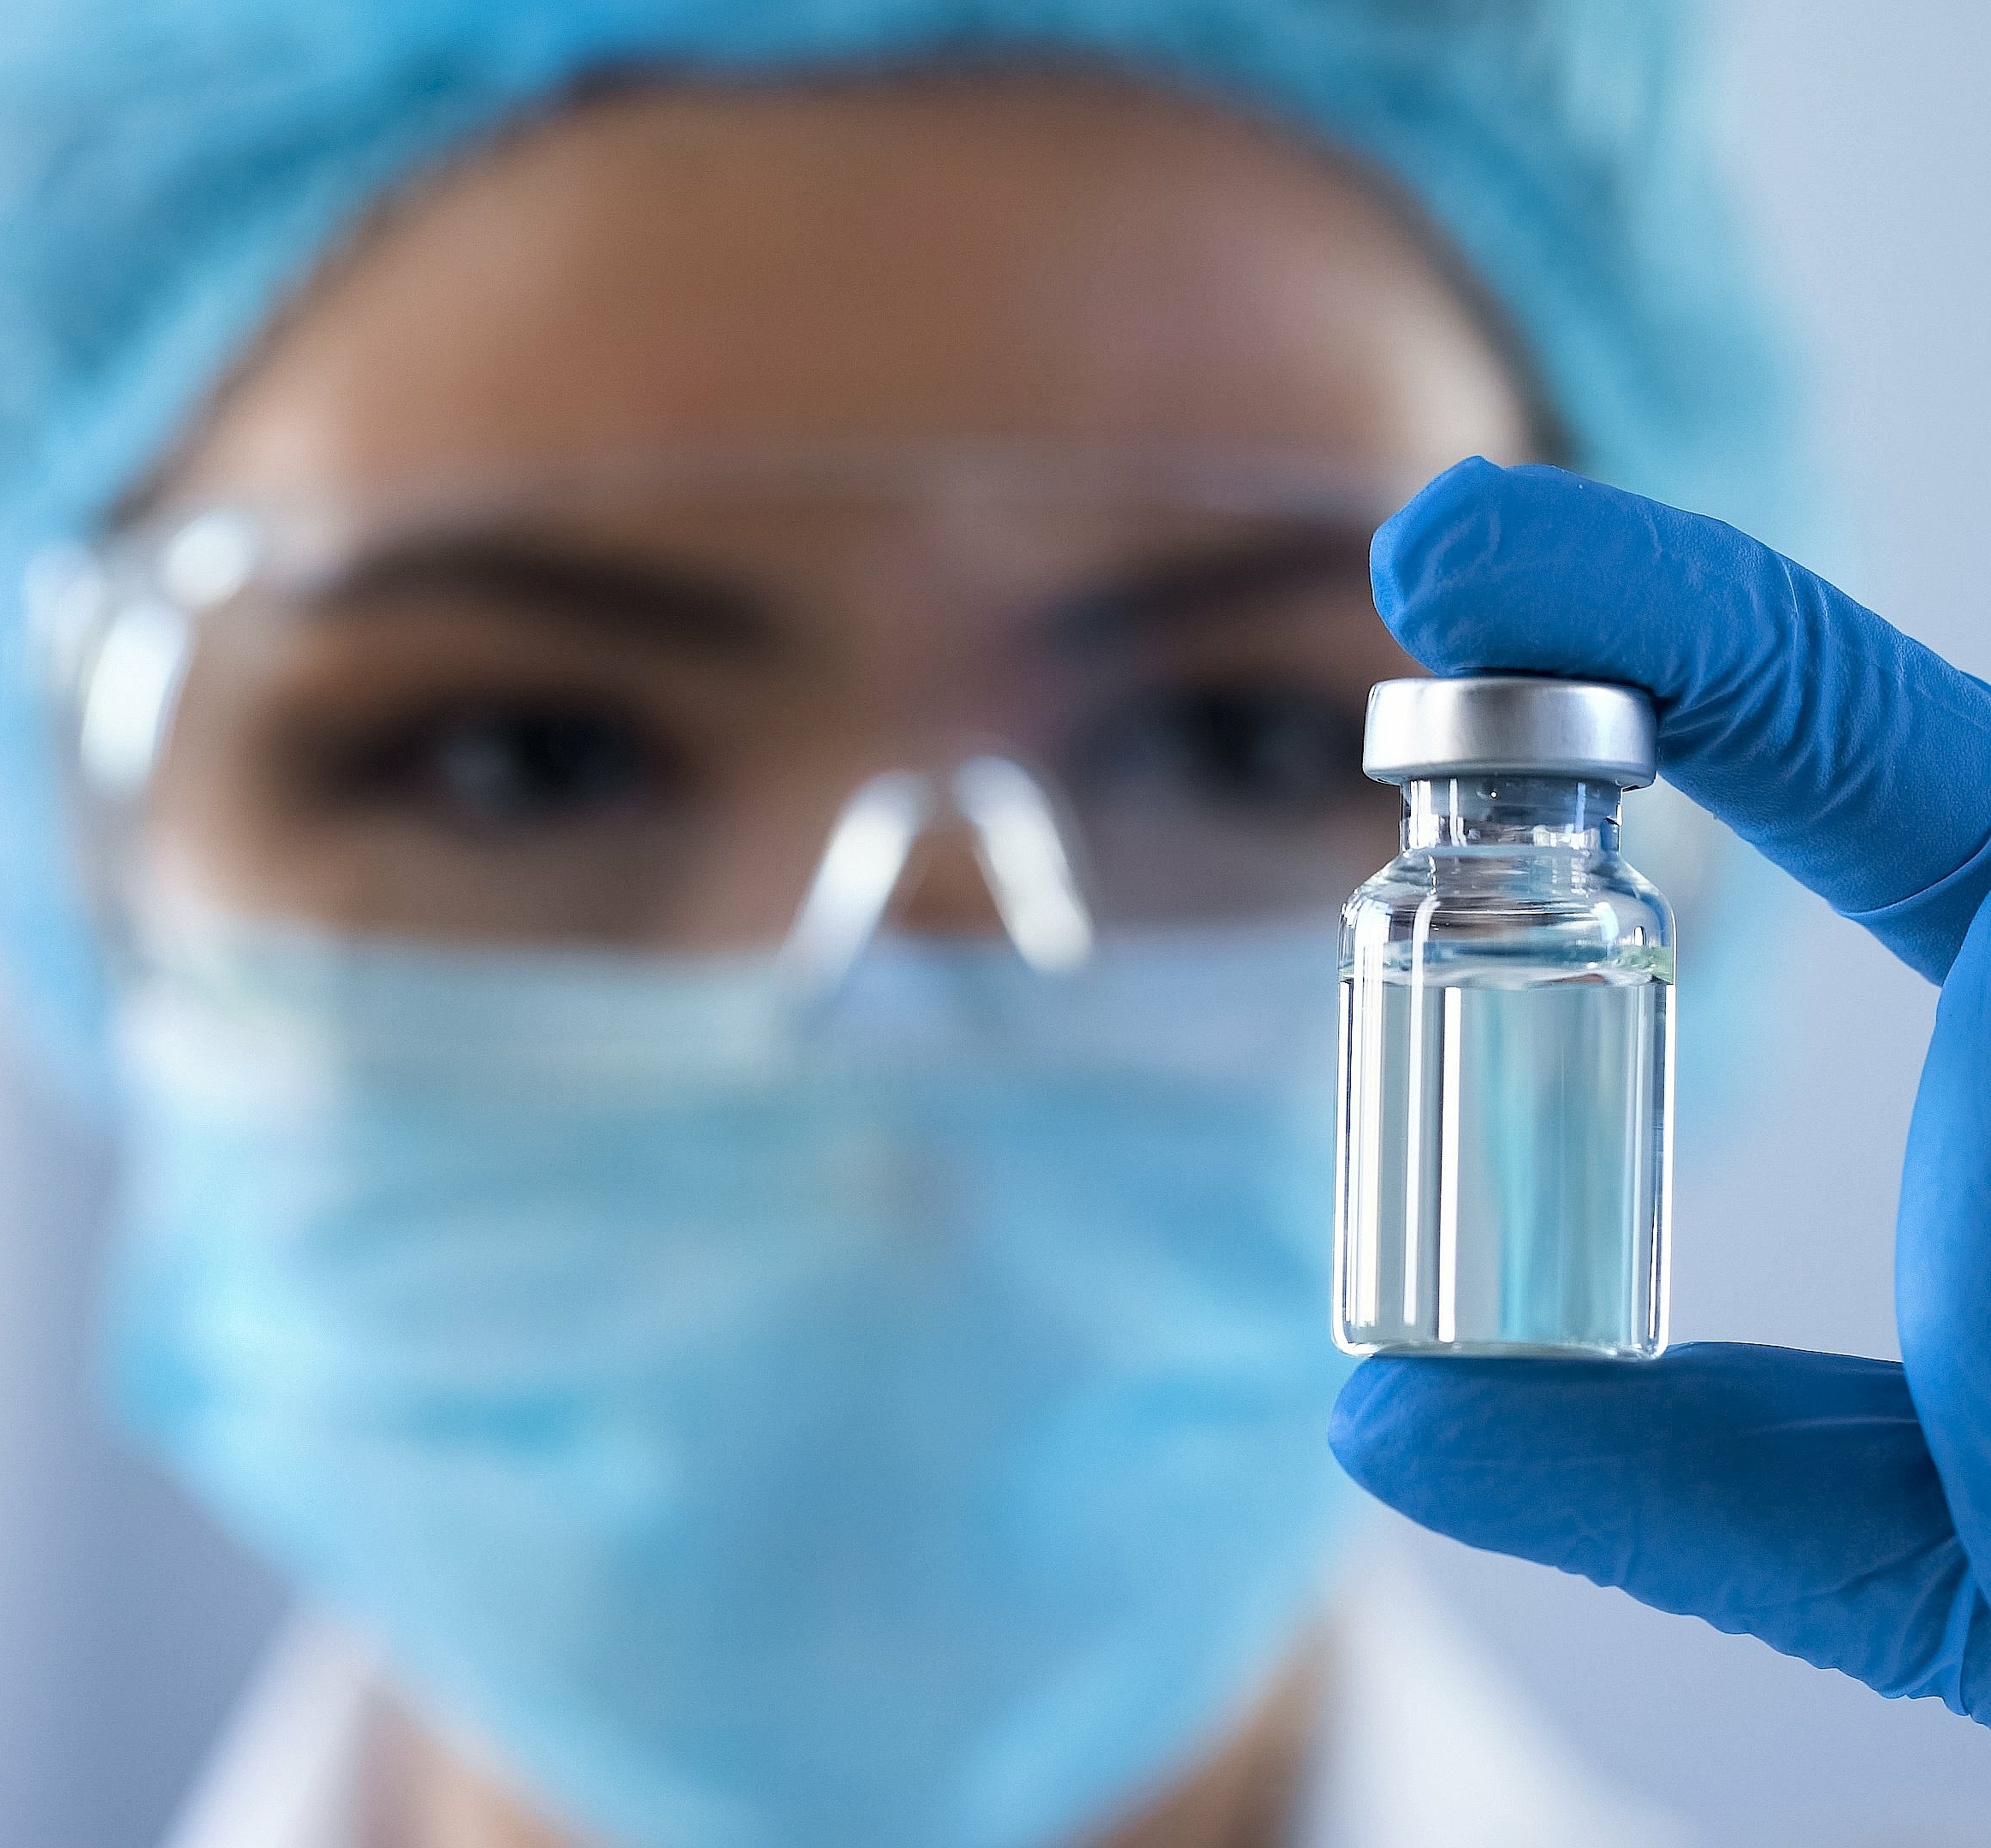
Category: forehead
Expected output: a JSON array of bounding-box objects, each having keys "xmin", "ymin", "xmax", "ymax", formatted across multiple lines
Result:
[{"xmin": 171, "ymin": 75, "xmax": 1536, "ymax": 505}]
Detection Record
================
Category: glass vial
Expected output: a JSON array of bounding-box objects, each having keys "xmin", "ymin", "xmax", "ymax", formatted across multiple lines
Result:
[{"xmin": 1334, "ymin": 678, "xmax": 1674, "ymax": 1359}]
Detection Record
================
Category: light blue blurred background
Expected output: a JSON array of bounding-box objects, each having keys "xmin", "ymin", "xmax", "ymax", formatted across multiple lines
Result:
[{"xmin": 2, "ymin": 2, "xmax": 1988, "ymax": 1841}]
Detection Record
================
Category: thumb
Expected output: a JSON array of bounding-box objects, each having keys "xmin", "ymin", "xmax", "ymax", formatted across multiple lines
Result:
[{"xmin": 1898, "ymin": 888, "xmax": 1991, "ymax": 1573}]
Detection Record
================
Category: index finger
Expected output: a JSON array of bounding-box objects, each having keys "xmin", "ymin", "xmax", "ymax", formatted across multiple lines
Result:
[{"xmin": 1370, "ymin": 459, "xmax": 1991, "ymax": 981}]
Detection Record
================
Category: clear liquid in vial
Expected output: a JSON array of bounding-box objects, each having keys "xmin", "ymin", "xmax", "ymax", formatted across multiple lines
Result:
[{"xmin": 1335, "ymin": 945, "xmax": 1674, "ymax": 1358}]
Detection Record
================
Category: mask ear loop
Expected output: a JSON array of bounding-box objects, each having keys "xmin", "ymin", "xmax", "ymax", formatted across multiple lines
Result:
[{"xmin": 778, "ymin": 758, "xmax": 1096, "ymax": 998}]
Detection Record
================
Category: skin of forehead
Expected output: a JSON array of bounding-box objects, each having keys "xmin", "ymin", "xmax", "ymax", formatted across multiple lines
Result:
[{"xmin": 168, "ymin": 73, "xmax": 1538, "ymax": 505}]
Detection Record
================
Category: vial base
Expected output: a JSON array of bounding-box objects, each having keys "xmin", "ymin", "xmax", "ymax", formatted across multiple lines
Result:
[{"xmin": 1334, "ymin": 951, "xmax": 1673, "ymax": 1360}]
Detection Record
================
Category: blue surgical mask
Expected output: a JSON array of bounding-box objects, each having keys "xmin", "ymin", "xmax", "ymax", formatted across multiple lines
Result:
[{"xmin": 110, "ymin": 926, "xmax": 1361, "ymax": 1848}]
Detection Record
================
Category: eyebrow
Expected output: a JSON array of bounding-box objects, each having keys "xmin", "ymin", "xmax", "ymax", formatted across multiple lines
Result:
[
  {"xmin": 1045, "ymin": 527, "xmax": 1375, "ymax": 653},
  {"xmin": 299, "ymin": 532, "xmax": 779, "ymax": 657}
]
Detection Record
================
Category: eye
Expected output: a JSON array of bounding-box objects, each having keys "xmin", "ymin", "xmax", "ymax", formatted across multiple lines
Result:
[
  {"xmin": 317, "ymin": 698, "xmax": 674, "ymax": 830},
  {"xmin": 1074, "ymin": 684, "xmax": 1368, "ymax": 814}
]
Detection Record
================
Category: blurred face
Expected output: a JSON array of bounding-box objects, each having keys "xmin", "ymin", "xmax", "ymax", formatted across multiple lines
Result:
[
  {"xmin": 131, "ymin": 76, "xmax": 1538, "ymax": 954},
  {"xmin": 102, "ymin": 77, "xmax": 1545, "ymax": 1848}
]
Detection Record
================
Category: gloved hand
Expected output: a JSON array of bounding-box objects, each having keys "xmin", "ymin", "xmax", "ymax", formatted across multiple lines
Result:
[{"xmin": 1329, "ymin": 457, "xmax": 1991, "ymax": 1717}]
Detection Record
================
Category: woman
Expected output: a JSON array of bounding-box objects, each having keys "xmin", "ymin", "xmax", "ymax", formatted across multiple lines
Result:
[{"xmin": 1, "ymin": 4, "xmax": 1785, "ymax": 1845}]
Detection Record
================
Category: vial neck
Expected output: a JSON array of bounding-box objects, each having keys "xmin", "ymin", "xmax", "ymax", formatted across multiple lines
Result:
[{"xmin": 1402, "ymin": 776, "xmax": 1621, "ymax": 852}]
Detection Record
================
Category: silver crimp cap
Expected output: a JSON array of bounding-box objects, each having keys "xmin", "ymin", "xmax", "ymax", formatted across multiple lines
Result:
[{"xmin": 1362, "ymin": 676, "xmax": 1657, "ymax": 789}]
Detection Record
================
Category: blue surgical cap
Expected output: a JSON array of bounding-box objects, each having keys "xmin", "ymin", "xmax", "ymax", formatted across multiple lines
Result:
[{"xmin": 0, "ymin": 0, "xmax": 1792, "ymax": 1087}]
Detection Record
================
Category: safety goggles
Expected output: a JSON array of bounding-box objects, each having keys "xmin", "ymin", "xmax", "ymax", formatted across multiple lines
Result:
[{"xmin": 31, "ymin": 443, "xmax": 1425, "ymax": 986}]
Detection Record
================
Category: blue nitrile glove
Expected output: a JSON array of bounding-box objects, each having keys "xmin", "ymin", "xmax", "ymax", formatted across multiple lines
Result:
[{"xmin": 1329, "ymin": 458, "xmax": 1991, "ymax": 1717}]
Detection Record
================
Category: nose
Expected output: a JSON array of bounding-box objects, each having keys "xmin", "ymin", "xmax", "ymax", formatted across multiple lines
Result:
[{"xmin": 886, "ymin": 819, "xmax": 1008, "ymax": 939}]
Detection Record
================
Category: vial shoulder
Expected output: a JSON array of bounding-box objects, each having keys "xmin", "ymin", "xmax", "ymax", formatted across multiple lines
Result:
[{"xmin": 1341, "ymin": 847, "xmax": 1674, "ymax": 976}]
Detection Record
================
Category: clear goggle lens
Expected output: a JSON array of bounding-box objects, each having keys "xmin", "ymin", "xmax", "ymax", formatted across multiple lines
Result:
[{"xmin": 33, "ymin": 446, "xmax": 1419, "ymax": 977}]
